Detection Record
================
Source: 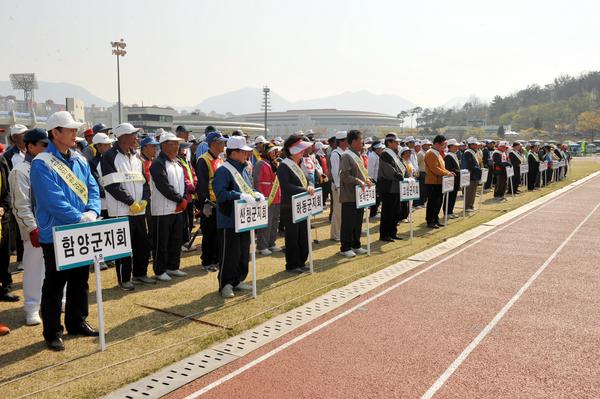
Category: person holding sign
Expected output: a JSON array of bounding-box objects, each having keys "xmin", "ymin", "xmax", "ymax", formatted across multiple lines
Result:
[
  {"xmin": 424, "ymin": 135, "xmax": 454, "ymax": 229},
  {"xmin": 461, "ymin": 137, "xmax": 482, "ymax": 212},
  {"xmin": 213, "ymin": 136, "xmax": 263, "ymax": 298},
  {"xmin": 339, "ymin": 130, "xmax": 371, "ymax": 257},
  {"xmin": 150, "ymin": 132, "xmax": 188, "ymax": 282},
  {"xmin": 443, "ymin": 139, "xmax": 461, "ymax": 219},
  {"xmin": 492, "ymin": 141, "xmax": 511, "ymax": 200},
  {"xmin": 101, "ymin": 123, "xmax": 153, "ymax": 290},
  {"xmin": 527, "ymin": 142, "xmax": 541, "ymax": 190},
  {"xmin": 508, "ymin": 142, "xmax": 523, "ymax": 194},
  {"xmin": 30, "ymin": 111, "xmax": 101, "ymax": 351},
  {"xmin": 377, "ymin": 133, "xmax": 403, "ymax": 242},
  {"xmin": 277, "ymin": 134, "xmax": 314, "ymax": 273},
  {"xmin": 253, "ymin": 142, "xmax": 282, "ymax": 256}
]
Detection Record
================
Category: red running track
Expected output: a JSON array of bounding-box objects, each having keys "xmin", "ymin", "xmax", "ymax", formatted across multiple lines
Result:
[{"xmin": 167, "ymin": 174, "xmax": 600, "ymax": 399}]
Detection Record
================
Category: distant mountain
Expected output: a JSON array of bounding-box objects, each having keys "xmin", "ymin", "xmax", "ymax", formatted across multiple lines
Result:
[
  {"xmin": 0, "ymin": 81, "xmax": 112, "ymax": 107},
  {"xmin": 195, "ymin": 88, "xmax": 415, "ymax": 116}
]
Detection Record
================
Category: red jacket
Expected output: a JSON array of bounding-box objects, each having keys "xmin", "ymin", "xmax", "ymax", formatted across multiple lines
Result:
[{"xmin": 255, "ymin": 160, "xmax": 281, "ymax": 205}]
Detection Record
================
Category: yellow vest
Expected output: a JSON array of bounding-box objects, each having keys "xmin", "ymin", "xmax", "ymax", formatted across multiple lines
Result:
[{"xmin": 200, "ymin": 151, "xmax": 223, "ymax": 202}]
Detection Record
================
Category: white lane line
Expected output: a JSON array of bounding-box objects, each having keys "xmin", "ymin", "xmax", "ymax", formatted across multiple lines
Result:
[
  {"xmin": 182, "ymin": 179, "xmax": 597, "ymax": 399},
  {"xmin": 420, "ymin": 199, "xmax": 600, "ymax": 399}
]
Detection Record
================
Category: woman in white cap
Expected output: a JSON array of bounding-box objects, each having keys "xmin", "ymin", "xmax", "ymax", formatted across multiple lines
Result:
[
  {"xmin": 277, "ymin": 134, "xmax": 314, "ymax": 273},
  {"xmin": 443, "ymin": 139, "xmax": 461, "ymax": 218}
]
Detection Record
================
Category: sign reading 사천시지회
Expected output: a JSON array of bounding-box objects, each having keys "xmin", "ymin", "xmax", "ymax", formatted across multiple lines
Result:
[
  {"xmin": 355, "ymin": 185, "xmax": 377, "ymax": 209},
  {"xmin": 234, "ymin": 199, "xmax": 269, "ymax": 233},
  {"xmin": 400, "ymin": 178, "xmax": 420, "ymax": 201},
  {"xmin": 292, "ymin": 187, "xmax": 323, "ymax": 223},
  {"xmin": 53, "ymin": 217, "xmax": 132, "ymax": 271}
]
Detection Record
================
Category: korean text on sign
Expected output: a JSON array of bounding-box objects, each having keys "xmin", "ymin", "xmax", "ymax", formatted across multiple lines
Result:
[
  {"xmin": 53, "ymin": 217, "xmax": 132, "ymax": 271},
  {"xmin": 442, "ymin": 175, "xmax": 455, "ymax": 194},
  {"xmin": 234, "ymin": 199, "xmax": 269, "ymax": 233},
  {"xmin": 355, "ymin": 185, "xmax": 376, "ymax": 209},
  {"xmin": 292, "ymin": 188, "xmax": 324, "ymax": 223},
  {"xmin": 400, "ymin": 178, "xmax": 420, "ymax": 202}
]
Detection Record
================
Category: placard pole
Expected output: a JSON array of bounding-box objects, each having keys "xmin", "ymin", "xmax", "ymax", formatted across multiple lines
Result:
[
  {"xmin": 479, "ymin": 181, "xmax": 484, "ymax": 210},
  {"xmin": 509, "ymin": 175, "xmax": 514, "ymax": 198},
  {"xmin": 250, "ymin": 229, "xmax": 257, "ymax": 298},
  {"xmin": 462, "ymin": 187, "xmax": 466, "ymax": 218},
  {"xmin": 307, "ymin": 217, "xmax": 314, "ymax": 273},
  {"xmin": 365, "ymin": 210, "xmax": 371, "ymax": 256},
  {"xmin": 93, "ymin": 256, "xmax": 106, "ymax": 352},
  {"xmin": 444, "ymin": 192, "xmax": 449, "ymax": 227},
  {"xmin": 409, "ymin": 199, "xmax": 414, "ymax": 242}
]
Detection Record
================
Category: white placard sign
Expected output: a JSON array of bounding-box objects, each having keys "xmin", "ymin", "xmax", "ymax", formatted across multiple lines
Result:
[
  {"xmin": 551, "ymin": 162, "xmax": 559, "ymax": 170},
  {"xmin": 442, "ymin": 175, "xmax": 455, "ymax": 194},
  {"xmin": 479, "ymin": 168, "xmax": 489, "ymax": 184},
  {"xmin": 539, "ymin": 161, "xmax": 547, "ymax": 172},
  {"xmin": 53, "ymin": 217, "xmax": 131, "ymax": 272},
  {"xmin": 355, "ymin": 184, "xmax": 376, "ymax": 209},
  {"xmin": 506, "ymin": 166, "xmax": 515, "ymax": 178},
  {"xmin": 521, "ymin": 163, "xmax": 529, "ymax": 174},
  {"xmin": 234, "ymin": 199, "xmax": 269, "ymax": 233},
  {"xmin": 292, "ymin": 187, "xmax": 324, "ymax": 223},
  {"xmin": 400, "ymin": 178, "xmax": 420, "ymax": 201},
  {"xmin": 459, "ymin": 169, "xmax": 471, "ymax": 188}
]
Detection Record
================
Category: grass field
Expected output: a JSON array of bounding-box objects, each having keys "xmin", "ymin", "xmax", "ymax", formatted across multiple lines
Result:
[{"xmin": 1, "ymin": 157, "xmax": 599, "ymax": 399}]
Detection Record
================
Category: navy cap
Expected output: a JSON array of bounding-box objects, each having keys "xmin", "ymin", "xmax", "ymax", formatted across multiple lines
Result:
[
  {"xmin": 24, "ymin": 128, "xmax": 49, "ymax": 144},
  {"xmin": 140, "ymin": 136, "xmax": 159, "ymax": 147},
  {"xmin": 93, "ymin": 123, "xmax": 111, "ymax": 134},
  {"xmin": 176, "ymin": 125, "xmax": 191, "ymax": 134},
  {"xmin": 206, "ymin": 131, "xmax": 227, "ymax": 144}
]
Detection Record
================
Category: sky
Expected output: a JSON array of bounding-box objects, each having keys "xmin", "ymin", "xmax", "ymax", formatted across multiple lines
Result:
[{"xmin": 2, "ymin": 0, "xmax": 600, "ymax": 109}]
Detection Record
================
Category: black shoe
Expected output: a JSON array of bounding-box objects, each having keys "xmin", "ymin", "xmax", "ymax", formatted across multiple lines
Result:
[
  {"xmin": 299, "ymin": 266, "xmax": 310, "ymax": 273},
  {"xmin": 435, "ymin": 222, "xmax": 445, "ymax": 227},
  {"xmin": 46, "ymin": 336, "xmax": 65, "ymax": 351},
  {"xmin": 380, "ymin": 237, "xmax": 394, "ymax": 242},
  {"xmin": 427, "ymin": 223, "xmax": 439, "ymax": 229},
  {"xmin": 67, "ymin": 321, "xmax": 99, "ymax": 337},
  {"xmin": 286, "ymin": 267, "xmax": 304, "ymax": 274},
  {"xmin": 390, "ymin": 235, "xmax": 403, "ymax": 240},
  {"xmin": 0, "ymin": 292, "xmax": 19, "ymax": 302}
]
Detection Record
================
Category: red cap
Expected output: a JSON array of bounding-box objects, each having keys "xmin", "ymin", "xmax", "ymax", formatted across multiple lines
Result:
[{"xmin": 84, "ymin": 128, "xmax": 94, "ymax": 137}]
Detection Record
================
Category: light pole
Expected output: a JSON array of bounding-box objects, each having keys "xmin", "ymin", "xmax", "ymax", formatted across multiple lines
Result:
[
  {"xmin": 261, "ymin": 86, "xmax": 271, "ymax": 138},
  {"xmin": 111, "ymin": 39, "xmax": 127, "ymax": 123}
]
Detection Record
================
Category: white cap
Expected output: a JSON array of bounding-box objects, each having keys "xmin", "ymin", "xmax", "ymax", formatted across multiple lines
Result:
[
  {"xmin": 92, "ymin": 133, "xmax": 115, "ymax": 145},
  {"xmin": 467, "ymin": 137, "xmax": 479, "ymax": 145},
  {"xmin": 498, "ymin": 140, "xmax": 509, "ymax": 148},
  {"xmin": 364, "ymin": 136, "xmax": 373, "ymax": 144},
  {"xmin": 113, "ymin": 123, "xmax": 140, "ymax": 138},
  {"xmin": 421, "ymin": 139, "xmax": 432, "ymax": 145},
  {"xmin": 289, "ymin": 139, "xmax": 312, "ymax": 155},
  {"xmin": 159, "ymin": 132, "xmax": 184, "ymax": 144},
  {"xmin": 75, "ymin": 136, "xmax": 86, "ymax": 143},
  {"xmin": 254, "ymin": 135, "xmax": 267, "ymax": 144},
  {"xmin": 226, "ymin": 136, "xmax": 252, "ymax": 151},
  {"xmin": 155, "ymin": 128, "xmax": 165, "ymax": 136},
  {"xmin": 10, "ymin": 124, "xmax": 27, "ymax": 135},
  {"xmin": 404, "ymin": 136, "xmax": 415, "ymax": 142},
  {"xmin": 400, "ymin": 146, "xmax": 411, "ymax": 154},
  {"xmin": 46, "ymin": 111, "xmax": 84, "ymax": 131},
  {"xmin": 335, "ymin": 130, "xmax": 347, "ymax": 140},
  {"xmin": 315, "ymin": 142, "xmax": 329, "ymax": 151},
  {"xmin": 447, "ymin": 138, "xmax": 459, "ymax": 146}
]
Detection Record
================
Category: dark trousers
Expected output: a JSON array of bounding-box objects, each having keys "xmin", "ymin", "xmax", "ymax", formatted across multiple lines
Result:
[
  {"xmin": 184, "ymin": 203, "xmax": 194, "ymax": 244},
  {"xmin": 200, "ymin": 212, "xmax": 219, "ymax": 266},
  {"xmin": 443, "ymin": 187, "xmax": 458, "ymax": 215},
  {"xmin": 217, "ymin": 228, "xmax": 250, "ymax": 289},
  {"xmin": 115, "ymin": 215, "xmax": 151, "ymax": 283},
  {"xmin": 416, "ymin": 171, "xmax": 427, "ymax": 206},
  {"xmin": 369, "ymin": 194, "xmax": 380, "ymax": 218},
  {"xmin": 341, "ymin": 202, "xmax": 364, "ymax": 252},
  {"xmin": 40, "ymin": 243, "xmax": 89, "ymax": 341},
  {"xmin": 425, "ymin": 184, "xmax": 443, "ymax": 225},
  {"xmin": 281, "ymin": 206, "xmax": 308, "ymax": 270},
  {"xmin": 510, "ymin": 167, "xmax": 521, "ymax": 192},
  {"xmin": 380, "ymin": 193, "xmax": 400, "ymax": 239},
  {"xmin": 0, "ymin": 221, "xmax": 11, "ymax": 294},
  {"xmin": 152, "ymin": 213, "xmax": 184, "ymax": 275},
  {"xmin": 528, "ymin": 170, "xmax": 539, "ymax": 190},
  {"xmin": 494, "ymin": 173, "xmax": 507, "ymax": 198},
  {"xmin": 484, "ymin": 166, "xmax": 494, "ymax": 189}
]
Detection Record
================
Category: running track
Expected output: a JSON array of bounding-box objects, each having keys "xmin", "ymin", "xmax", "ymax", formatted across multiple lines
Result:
[{"xmin": 167, "ymin": 174, "xmax": 600, "ymax": 399}]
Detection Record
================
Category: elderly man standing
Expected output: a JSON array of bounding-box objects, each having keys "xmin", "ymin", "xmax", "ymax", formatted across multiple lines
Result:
[
  {"xmin": 329, "ymin": 131, "xmax": 348, "ymax": 242},
  {"xmin": 415, "ymin": 139, "xmax": 431, "ymax": 208},
  {"xmin": 493, "ymin": 141, "xmax": 511, "ymax": 200},
  {"xmin": 30, "ymin": 111, "xmax": 101, "ymax": 351},
  {"xmin": 424, "ymin": 135, "xmax": 454, "ymax": 228},
  {"xmin": 461, "ymin": 137, "xmax": 482, "ymax": 212},
  {"xmin": 377, "ymin": 133, "xmax": 403, "ymax": 241},
  {"xmin": 367, "ymin": 140, "xmax": 384, "ymax": 219},
  {"xmin": 508, "ymin": 142, "xmax": 523, "ymax": 194}
]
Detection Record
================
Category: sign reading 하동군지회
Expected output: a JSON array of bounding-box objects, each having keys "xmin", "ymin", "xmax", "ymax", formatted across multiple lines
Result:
[
  {"xmin": 442, "ymin": 175, "xmax": 455, "ymax": 194},
  {"xmin": 400, "ymin": 178, "xmax": 420, "ymax": 201},
  {"xmin": 53, "ymin": 217, "xmax": 132, "ymax": 271},
  {"xmin": 292, "ymin": 187, "xmax": 323, "ymax": 223},
  {"xmin": 355, "ymin": 185, "xmax": 376, "ymax": 209},
  {"xmin": 459, "ymin": 169, "xmax": 471, "ymax": 188},
  {"xmin": 234, "ymin": 199, "xmax": 269, "ymax": 233}
]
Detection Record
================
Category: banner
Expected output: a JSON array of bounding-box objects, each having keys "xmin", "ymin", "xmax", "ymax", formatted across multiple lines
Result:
[
  {"xmin": 480, "ymin": 168, "xmax": 489, "ymax": 184},
  {"xmin": 234, "ymin": 199, "xmax": 269, "ymax": 233},
  {"xmin": 521, "ymin": 164, "xmax": 529, "ymax": 174},
  {"xmin": 355, "ymin": 185, "xmax": 376, "ymax": 209},
  {"xmin": 292, "ymin": 188, "xmax": 323, "ymax": 223},
  {"xmin": 442, "ymin": 175, "xmax": 455, "ymax": 194},
  {"xmin": 539, "ymin": 161, "xmax": 548, "ymax": 172},
  {"xmin": 400, "ymin": 178, "xmax": 420, "ymax": 201},
  {"xmin": 459, "ymin": 169, "xmax": 471, "ymax": 188}
]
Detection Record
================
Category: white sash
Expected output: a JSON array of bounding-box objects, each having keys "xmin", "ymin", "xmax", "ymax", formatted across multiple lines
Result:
[
  {"xmin": 36, "ymin": 152, "xmax": 88, "ymax": 204},
  {"xmin": 446, "ymin": 152, "xmax": 460, "ymax": 169},
  {"xmin": 383, "ymin": 147, "xmax": 403, "ymax": 172},
  {"xmin": 102, "ymin": 171, "xmax": 145, "ymax": 186},
  {"xmin": 283, "ymin": 158, "xmax": 308, "ymax": 188},
  {"xmin": 222, "ymin": 161, "xmax": 254, "ymax": 195},
  {"xmin": 346, "ymin": 150, "xmax": 369, "ymax": 181}
]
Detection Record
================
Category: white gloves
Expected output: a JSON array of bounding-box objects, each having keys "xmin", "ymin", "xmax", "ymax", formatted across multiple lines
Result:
[
  {"xmin": 254, "ymin": 192, "xmax": 265, "ymax": 202},
  {"xmin": 80, "ymin": 211, "xmax": 97, "ymax": 223},
  {"xmin": 240, "ymin": 193, "xmax": 255, "ymax": 204},
  {"xmin": 202, "ymin": 203, "xmax": 213, "ymax": 218}
]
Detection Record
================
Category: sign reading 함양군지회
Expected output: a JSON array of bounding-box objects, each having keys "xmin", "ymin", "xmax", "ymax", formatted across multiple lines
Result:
[
  {"xmin": 292, "ymin": 188, "xmax": 323, "ymax": 223},
  {"xmin": 53, "ymin": 217, "xmax": 132, "ymax": 271},
  {"xmin": 234, "ymin": 199, "xmax": 269, "ymax": 233},
  {"xmin": 400, "ymin": 178, "xmax": 420, "ymax": 201},
  {"xmin": 355, "ymin": 185, "xmax": 376, "ymax": 209}
]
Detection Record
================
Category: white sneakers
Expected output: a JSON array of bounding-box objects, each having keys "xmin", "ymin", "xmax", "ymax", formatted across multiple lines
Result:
[
  {"xmin": 221, "ymin": 284, "xmax": 234, "ymax": 298},
  {"xmin": 341, "ymin": 250, "xmax": 356, "ymax": 258},
  {"xmin": 155, "ymin": 272, "xmax": 172, "ymax": 282},
  {"xmin": 268, "ymin": 246, "xmax": 282, "ymax": 252},
  {"xmin": 353, "ymin": 247, "xmax": 368, "ymax": 255},
  {"xmin": 166, "ymin": 269, "xmax": 187, "ymax": 277},
  {"xmin": 235, "ymin": 282, "xmax": 253, "ymax": 291},
  {"xmin": 259, "ymin": 248, "xmax": 272, "ymax": 256},
  {"xmin": 25, "ymin": 312, "xmax": 42, "ymax": 326}
]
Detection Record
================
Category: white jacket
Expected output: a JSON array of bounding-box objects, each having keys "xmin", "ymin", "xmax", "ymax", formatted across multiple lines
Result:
[
  {"xmin": 101, "ymin": 145, "xmax": 147, "ymax": 217},
  {"xmin": 150, "ymin": 153, "xmax": 185, "ymax": 216},
  {"xmin": 9, "ymin": 159, "xmax": 36, "ymax": 239}
]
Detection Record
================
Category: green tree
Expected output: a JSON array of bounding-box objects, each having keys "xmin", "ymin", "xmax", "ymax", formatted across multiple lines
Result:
[{"xmin": 576, "ymin": 110, "xmax": 600, "ymax": 142}]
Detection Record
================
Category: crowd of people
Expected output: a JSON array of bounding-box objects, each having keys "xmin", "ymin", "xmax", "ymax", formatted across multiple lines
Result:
[{"xmin": 0, "ymin": 111, "xmax": 572, "ymax": 351}]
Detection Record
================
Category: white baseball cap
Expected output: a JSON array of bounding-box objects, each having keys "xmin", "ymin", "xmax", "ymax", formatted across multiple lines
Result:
[
  {"xmin": 92, "ymin": 133, "xmax": 115, "ymax": 145},
  {"xmin": 498, "ymin": 140, "xmax": 509, "ymax": 148},
  {"xmin": 447, "ymin": 138, "xmax": 459, "ymax": 146},
  {"xmin": 226, "ymin": 136, "xmax": 252, "ymax": 151},
  {"xmin": 421, "ymin": 139, "xmax": 432, "ymax": 145},
  {"xmin": 46, "ymin": 111, "xmax": 84, "ymax": 131},
  {"xmin": 335, "ymin": 130, "xmax": 347, "ymax": 140},
  {"xmin": 159, "ymin": 132, "xmax": 184, "ymax": 144},
  {"xmin": 404, "ymin": 136, "xmax": 416, "ymax": 143},
  {"xmin": 254, "ymin": 135, "xmax": 267, "ymax": 144},
  {"xmin": 467, "ymin": 137, "xmax": 480, "ymax": 145},
  {"xmin": 113, "ymin": 123, "xmax": 140, "ymax": 138},
  {"xmin": 10, "ymin": 124, "xmax": 27, "ymax": 135}
]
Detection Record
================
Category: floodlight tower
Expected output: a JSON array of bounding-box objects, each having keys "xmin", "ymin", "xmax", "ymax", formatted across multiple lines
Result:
[
  {"xmin": 10, "ymin": 73, "xmax": 38, "ymax": 112},
  {"xmin": 261, "ymin": 86, "xmax": 271, "ymax": 138},
  {"xmin": 110, "ymin": 39, "xmax": 127, "ymax": 123}
]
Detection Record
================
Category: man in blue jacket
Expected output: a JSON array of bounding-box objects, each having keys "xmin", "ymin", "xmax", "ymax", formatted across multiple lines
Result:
[
  {"xmin": 213, "ymin": 136, "xmax": 263, "ymax": 298},
  {"xmin": 30, "ymin": 111, "xmax": 101, "ymax": 351}
]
